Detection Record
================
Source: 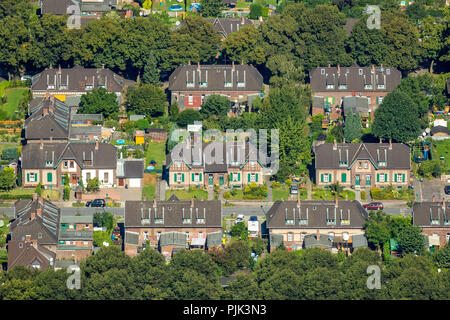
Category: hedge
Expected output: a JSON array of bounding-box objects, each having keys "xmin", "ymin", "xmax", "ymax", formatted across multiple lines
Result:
[{"xmin": 0, "ymin": 193, "xmax": 33, "ymax": 200}]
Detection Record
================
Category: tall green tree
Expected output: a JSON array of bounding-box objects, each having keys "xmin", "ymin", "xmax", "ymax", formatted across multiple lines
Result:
[
  {"xmin": 78, "ymin": 87, "xmax": 119, "ymax": 118},
  {"xmin": 176, "ymin": 109, "xmax": 202, "ymax": 127},
  {"xmin": 200, "ymin": 94, "xmax": 231, "ymax": 117},
  {"xmin": 200, "ymin": 0, "xmax": 224, "ymax": 17},
  {"xmin": 141, "ymin": 52, "xmax": 159, "ymax": 85},
  {"xmin": 0, "ymin": 167, "xmax": 16, "ymax": 191},
  {"xmin": 126, "ymin": 84, "xmax": 166, "ymax": 118},
  {"xmin": 418, "ymin": 16, "xmax": 445, "ymax": 72},
  {"xmin": 397, "ymin": 224, "xmax": 425, "ymax": 255},
  {"xmin": 222, "ymin": 25, "xmax": 265, "ymax": 65},
  {"xmin": 344, "ymin": 112, "xmax": 362, "ymax": 142}
]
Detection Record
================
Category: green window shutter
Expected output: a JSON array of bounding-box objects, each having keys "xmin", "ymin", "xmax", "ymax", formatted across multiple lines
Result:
[
  {"xmin": 321, "ymin": 174, "xmax": 324, "ymax": 183},
  {"xmin": 394, "ymin": 174, "xmax": 397, "ymax": 182},
  {"xmin": 199, "ymin": 173, "xmax": 202, "ymax": 182},
  {"xmin": 256, "ymin": 173, "xmax": 258, "ymax": 182},
  {"xmin": 341, "ymin": 173, "xmax": 346, "ymax": 183},
  {"xmin": 174, "ymin": 173, "xmax": 177, "ymax": 182},
  {"xmin": 35, "ymin": 173, "xmax": 37, "ymax": 182},
  {"xmin": 248, "ymin": 173, "xmax": 250, "ymax": 182},
  {"xmin": 376, "ymin": 97, "xmax": 379, "ymax": 104},
  {"xmin": 47, "ymin": 172, "xmax": 52, "ymax": 182},
  {"xmin": 385, "ymin": 174, "xmax": 388, "ymax": 182},
  {"xmin": 182, "ymin": 174, "xmax": 185, "ymax": 182},
  {"xmin": 402, "ymin": 174, "xmax": 405, "ymax": 182},
  {"xmin": 192, "ymin": 173, "xmax": 194, "ymax": 181},
  {"xmin": 328, "ymin": 174, "xmax": 332, "ymax": 182},
  {"xmin": 377, "ymin": 173, "xmax": 379, "ymax": 182},
  {"xmin": 230, "ymin": 173, "xmax": 233, "ymax": 181},
  {"xmin": 238, "ymin": 173, "xmax": 240, "ymax": 181}
]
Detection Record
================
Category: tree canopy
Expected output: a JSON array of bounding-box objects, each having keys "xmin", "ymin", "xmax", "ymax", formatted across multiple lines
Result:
[{"xmin": 78, "ymin": 87, "xmax": 119, "ymax": 118}]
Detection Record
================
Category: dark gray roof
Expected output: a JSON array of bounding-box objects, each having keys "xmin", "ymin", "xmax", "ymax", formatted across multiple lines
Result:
[
  {"xmin": 310, "ymin": 66, "xmax": 401, "ymax": 93},
  {"xmin": 69, "ymin": 125, "xmax": 102, "ymax": 136},
  {"xmin": 71, "ymin": 113, "xmax": 103, "ymax": 122},
  {"xmin": 31, "ymin": 65, "xmax": 124, "ymax": 94},
  {"xmin": 430, "ymin": 126, "xmax": 450, "ymax": 136},
  {"xmin": 168, "ymin": 64, "xmax": 263, "ymax": 92},
  {"xmin": 206, "ymin": 231, "xmax": 222, "ymax": 247},
  {"xmin": 125, "ymin": 231, "xmax": 139, "ymax": 246},
  {"xmin": 11, "ymin": 197, "xmax": 60, "ymax": 244},
  {"xmin": 206, "ymin": 17, "xmax": 253, "ymax": 38},
  {"xmin": 266, "ymin": 200, "xmax": 368, "ymax": 229},
  {"xmin": 21, "ymin": 142, "xmax": 117, "ymax": 169},
  {"xmin": 125, "ymin": 199, "xmax": 222, "ymax": 228},
  {"xmin": 80, "ymin": 0, "xmax": 117, "ymax": 12},
  {"xmin": 41, "ymin": 0, "xmax": 74, "ymax": 15},
  {"xmin": 314, "ymin": 143, "xmax": 410, "ymax": 170},
  {"xmin": 342, "ymin": 96, "xmax": 370, "ymax": 116},
  {"xmin": 159, "ymin": 231, "xmax": 187, "ymax": 247},
  {"xmin": 8, "ymin": 241, "xmax": 56, "ymax": 271},
  {"xmin": 124, "ymin": 160, "xmax": 144, "ymax": 178},
  {"xmin": 413, "ymin": 201, "xmax": 450, "ymax": 227},
  {"xmin": 303, "ymin": 233, "xmax": 332, "ymax": 249},
  {"xmin": 352, "ymin": 234, "xmax": 368, "ymax": 248},
  {"xmin": 58, "ymin": 230, "xmax": 93, "ymax": 240}
]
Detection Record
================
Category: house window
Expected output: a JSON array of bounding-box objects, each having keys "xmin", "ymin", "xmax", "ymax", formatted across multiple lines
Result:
[
  {"xmin": 70, "ymin": 161, "xmax": 74, "ymax": 168},
  {"xmin": 379, "ymin": 174, "xmax": 385, "ymax": 182},
  {"xmin": 38, "ymin": 232, "xmax": 42, "ymax": 239},
  {"xmin": 27, "ymin": 173, "xmax": 37, "ymax": 182},
  {"xmin": 185, "ymin": 232, "xmax": 190, "ymax": 240},
  {"xmin": 47, "ymin": 172, "xmax": 52, "ymax": 183},
  {"xmin": 231, "ymin": 173, "xmax": 239, "ymax": 182},
  {"xmin": 285, "ymin": 218, "xmax": 294, "ymax": 225},
  {"xmin": 84, "ymin": 241, "xmax": 88, "ymax": 245},
  {"xmin": 201, "ymin": 94, "xmax": 205, "ymax": 104},
  {"xmin": 287, "ymin": 233, "xmax": 293, "ymax": 242},
  {"xmin": 364, "ymin": 162, "xmax": 368, "ymax": 169},
  {"xmin": 104, "ymin": 172, "xmax": 109, "ymax": 184},
  {"xmin": 329, "ymin": 232, "xmax": 334, "ymax": 241},
  {"xmin": 447, "ymin": 234, "xmax": 450, "ymax": 242},
  {"xmin": 250, "ymin": 161, "xmax": 255, "ymax": 169},
  {"xmin": 323, "ymin": 174, "xmax": 329, "ymax": 183},
  {"xmin": 359, "ymin": 69, "xmax": 363, "ymax": 75},
  {"xmin": 321, "ymin": 69, "xmax": 325, "ymax": 75},
  {"xmin": 45, "ymin": 160, "xmax": 53, "ymax": 167},
  {"xmin": 157, "ymin": 232, "xmax": 161, "ymax": 241},
  {"xmin": 86, "ymin": 172, "xmax": 91, "ymax": 181},
  {"xmin": 188, "ymin": 95, "xmax": 193, "ymax": 105},
  {"xmin": 358, "ymin": 162, "xmax": 362, "ymax": 169},
  {"xmin": 249, "ymin": 173, "xmax": 257, "ymax": 182},
  {"xmin": 85, "ymin": 224, "xmax": 89, "ymax": 228},
  {"xmin": 301, "ymin": 233, "xmax": 306, "ymax": 241},
  {"xmin": 64, "ymin": 161, "xmax": 68, "ymax": 168},
  {"xmin": 193, "ymin": 173, "xmax": 200, "ymax": 182},
  {"xmin": 378, "ymin": 96, "xmax": 383, "ymax": 104}
]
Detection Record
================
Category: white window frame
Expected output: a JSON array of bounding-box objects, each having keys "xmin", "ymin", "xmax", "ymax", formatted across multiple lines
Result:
[
  {"xmin": 379, "ymin": 174, "xmax": 385, "ymax": 182},
  {"xmin": 250, "ymin": 173, "xmax": 256, "ymax": 182},
  {"xmin": 323, "ymin": 174, "xmax": 329, "ymax": 183},
  {"xmin": 193, "ymin": 173, "xmax": 200, "ymax": 182},
  {"xmin": 287, "ymin": 233, "xmax": 293, "ymax": 242},
  {"xmin": 188, "ymin": 95, "xmax": 193, "ymax": 105}
]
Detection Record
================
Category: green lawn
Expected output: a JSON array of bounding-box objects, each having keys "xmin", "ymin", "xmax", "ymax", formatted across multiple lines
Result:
[
  {"xmin": 1, "ymin": 88, "xmax": 28, "ymax": 119},
  {"xmin": 166, "ymin": 189, "xmax": 208, "ymax": 200},
  {"xmin": 142, "ymin": 184, "xmax": 156, "ymax": 201},
  {"xmin": 0, "ymin": 188, "xmax": 34, "ymax": 199},
  {"xmin": 223, "ymin": 189, "xmax": 244, "ymax": 200},
  {"xmin": 432, "ymin": 140, "xmax": 450, "ymax": 174},
  {"xmin": 0, "ymin": 143, "xmax": 17, "ymax": 154},
  {"xmin": 145, "ymin": 141, "xmax": 166, "ymax": 171},
  {"xmin": 312, "ymin": 189, "xmax": 355, "ymax": 200},
  {"xmin": 272, "ymin": 187, "xmax": 308, "ymax": 201}
]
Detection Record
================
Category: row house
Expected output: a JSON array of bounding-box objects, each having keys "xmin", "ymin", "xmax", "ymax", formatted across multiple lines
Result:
[
  {"xmin": 57, "ymin": 215, "xmax": 94, "ymax": 262},
  {"xmin": 21, "ymin": 141, "xmax": 117, "ymax": 188},
  {"xmin": 124, "ymin": 195, "xmax": 223, "ymax": 258},
  {"xmin": 168, "ymin": 62, "xmax": 263, "ymax": 114},
  {"xmin": 310, "ymin": 65, "xmax": 401, "ymax": 119},
  {"xmin": 314, "ymin": 141, "xmax": 411, "ymax": 189},
  {"xmin": 267, "ymin": 199, "xmax": 368, "ymax": 252},
  {"xmin": 166, "ymin": 138, "xmax": 265, "ymax": 189},
  {"xmin": 25, "ymin": 95, "xmax": 102, "ymax": 143},
  {"xmin": 31, "ymin": 65, "xmax": 125, "ymax": 107},
  {"xmin": 413, "ymin": 200, "xmax": 450, "ymax": 249}
]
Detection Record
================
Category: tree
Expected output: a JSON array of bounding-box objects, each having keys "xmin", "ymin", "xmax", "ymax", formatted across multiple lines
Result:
[
  {"xmin": 176, "ymin": 109, "xmax": 202, "ymax": 127},
  {"xmin": 93, "ymin": 211, "xmax": 114, "ymax": 231},
  {"xmin": 142, "ymin": 52, "xmax": 159, "ymax": 85},
  {"xmin": 126, "ymin": 84, "xmax": 166, "ymax": 118},
  {"xmin": 344, "ymin": 112, "xmax": 362, "ymax": 142},
  {"xmin": 222, "ymin": 25, "xmax": 265, "ymax": 65},
  {"xmin": 200, "ymin": 0, "xmax": 224, "ymax": 17},
  {"xmin": 419, "ymin": 16, "xmax": 445, "ymax": 72},
  {"xmin": 86, "ymin": 177, "xmax": 100, "ymax": 192},
  {"xmin": 249, "ymin": 3, "xmax": 263, "ymax": 19},
  {"xmin": 397, "ymin": 224, "xmax": 425, "ymax": 255},
  {"xmin": 433, "ymin": 243, "xmax": 450, "ymax": 268},
  {"xmin": 372, "ymin": 90, "xmax": 421, "ymax": 143},
  {"xmin": 363, "ymin": 211, "xmax": 391, "ymax": 250},
  {"xmin": 81, "ymin": 246, "xmax": 131, "ymax": 278},
  {"xmin": 230, "ymin": 222, "xmax": 247, "ymax": 239},
  {"xmin": 169, "ymin": 102, "xmax": 179, "ymax": 119},
  {"xmin": 226, "ymin": 273, "xmax": 262, "ymax": 300},
  {"xmin": 0, "ymin": 167, "xmax": 16, "ymax": 191},
  {"xmin": 329, "ymin": 182, "xmax": 344, "ymax": 198},
  {"xmin": 78, "ymin": 88, "xmax": 119, "ymax": 119},
  {"xmin": 83, "ymin": 268, "xmax": 133, "ymax": 300},
  {"xmin": 200, "ymin": 94, "xmax": 231, "ymax": 117},
  {"xmin": 135, "ymin": 118, "xmax": 150, "ymax": 130}
]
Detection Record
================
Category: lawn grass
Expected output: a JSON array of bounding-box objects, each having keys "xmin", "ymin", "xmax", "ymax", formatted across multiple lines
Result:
[
  {"xmin": 223, "ymin": 189, "xmax": 244, "ymax": 200},
  {"xmin": 166, "ymin": 188, "xmax": 208, "ymax": 200},
  {"xmin": 0, "ymin": 188, "xmax": 34, "ymax": 199},
  {"xmin": 2, "ymin": 88, "xmax": 28, "ymax": 119},
  {"xmin": 0, "ymin": 143, "xmax": 17, "ymax": 154},
  {"xmin": 41, "ymin": 189, "xmax": 60, "ymax": 201},
  {"xmin": 312, "ymin": 189, "xmax": 355, "ymax": 200},
  {"xmin": 432, "ymin": 139, "xmax": 450, "ymax": 174},
  {"xmin": 145, "ymin": 141, "xmax": 166, "ymax": 171},
  {"xmin": 142, "ymin": 183, "xmax": 156, "ymax": 200}
]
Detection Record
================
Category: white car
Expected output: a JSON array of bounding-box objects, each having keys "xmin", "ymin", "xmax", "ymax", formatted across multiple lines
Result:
[{"xmin": 235, "ymin": 214, "xmax": 245, "ymax": 224}]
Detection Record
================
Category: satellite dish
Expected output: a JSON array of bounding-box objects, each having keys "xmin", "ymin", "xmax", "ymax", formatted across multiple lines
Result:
[
  {"xmin": 343, "ymin": 233, "xmax": 349, "ymax": 241},
  {"xmin": 422, "ymin": 132, "xmax": 426, "ymax": 137},
  {"xmin": 425, "ymin": 128, "xmax": 430, "ymax": 133}
]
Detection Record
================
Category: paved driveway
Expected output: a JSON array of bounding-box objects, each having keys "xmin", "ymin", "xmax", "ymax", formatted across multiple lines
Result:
[{"xmin": 420, "ymin": 178, "xmax": 443, "ymax": 201}]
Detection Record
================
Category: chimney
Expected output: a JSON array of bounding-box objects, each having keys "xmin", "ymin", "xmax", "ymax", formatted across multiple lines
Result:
[
  {"xmin": 232, "ymin": 61, "xmax": 235, "ymax": 71},
  {"xmin": 337, "ymin": 64, "xmax": 340, "ymax": 73},
  {"xmin": 153, "ymin": 199, "xmax": 156, "ymax": 207},
  {"xmin": 197, "ymin": 61, "xmax": 200, "ymax": 71},
  {"xmin": 191, "ymin": 198, "xmax": 194, "ymax": 207},
  {"xmin": 36, "ymin": 208, "xmax": 42, "ymax": 218},
  {"xmin": 389, "ymin": 138, "xmax": 392, "ymax": 150},
  {"xmin": 26, "ymin": 235, "xmax": 31, "ymax": 243},
  {"xmin": 30, "ymin": 212, "xmax": 35, "ymax": 221},
  {"xmin": 241, "ymin": 15, "xmax": 244, "ymax": 25},
  {"xmin": 371, "ymin": 64, "xmax": 375, "ymax": 73},
  {"xmin": 42, "ymin": 108, "xmax": 48, "ymax": 116},
  {"xmin": 333, "ymin": 139, "xmax": 337, "ymax": 150},
  {"xmin": 40, "ymin": 139, "xmax": 43, "ymax": 149},
  {"xmin": 58, "ymin": 65, "xmax": 61, "ymax": 74},
  {"xmin": 95, "ymin": 140, "xmax": 99, "ymax": 150},
  {"xmin": 443, "ymin": 198, "xmax": 446, "ymax": 209},
  {"xmin": 316, "ymin": 230, "xmax": 320, "ymax": 241},
  {"xmin": 33, "ymin": 193, "xmax": 38, "ymax": 201},
  {"xmin": 335, "ymin": 197, "xmax": 338, "ymax": 208},
  {"xmin": 50, "ymin": 136, "xmax": 53, "ymax": 143},
  {"xmin": 188, "ymin": 60, "xmax": 191, "ymax": 65},
  {"xmin": 32, "ymin": 240, "xmax": 38, "ymax": 247},
  {"xmin": 241, "ymin": 60, "xmax": 244, "ymax": 65},
  {"xmin": 343, "ymin": 137, "xmax": 346, "ymax": 144},
  {"xmin": 38, "ymin": 197, "xmax": 43, "ymax": 206},
  {"xmin": 379, "ymin": 137, "xmax": 382, "ymax": 144}
]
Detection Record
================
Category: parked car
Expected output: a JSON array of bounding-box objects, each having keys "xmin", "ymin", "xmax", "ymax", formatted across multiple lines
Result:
[
  {"xmin": 445, "ymin": 185, "xmax": 450, "ymax": 195},
  {"xmin": 86, "ymin": 199, "xmax": 106, "ymax": 207},
  {"xmin": 290, "ymin": 185, "xmax": 298, "ymax": 194},
  {"xmin": 363, "ymin": 202, "xmax": 384, "ymax": 211},
  {"xmin": 235, "ymin": 214, "xmax": 245, "ymax": 224},
  {"xmin": 248, "ymin": 216, "xmax": 259, "ymax": 238}
]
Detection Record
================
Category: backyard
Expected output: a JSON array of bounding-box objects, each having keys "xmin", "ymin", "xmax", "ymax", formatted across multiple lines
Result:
[
  {"xmin": 432, "ymin": 139, "xmax": 450, "ymax": 174},
  {"xmin": 312, "ymin": 188, "xmax": 356, "ymax": 200},
  {"xmin": 145, "ymin": 141, "xmax": 166, "ymax": 172},
  {"xmin": 166, "ymin": 188, "xmax": 208, "ymax": 200},
  {"xmin": 272, "ymin": 186, "xmax": 307, "ymax": 201},
  {"xmin": 0, "ymin": 188, "xmax": 34, "ymax": 200},
  {"xmin": 0, "ymin": 87, "xmax": 29, "ymax": 120}
]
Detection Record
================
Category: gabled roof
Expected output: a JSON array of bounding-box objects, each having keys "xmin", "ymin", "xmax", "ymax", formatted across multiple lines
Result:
[
  {"xmin": 303, "ymin": 233, "xmax": 333, "ymax": 249},
  {"xmin": 116, "ymin": 159, "xmax": 144, "ymax": 178},
  {"xmin": 21, "ymin": 142, "xmax": 117, "ymax": 169},
  {"xmin": 342, "ymin": 96, "xmax": 370, "ymax": 116},
  {"xmin": 7, "ymin": 241, "xmax": 56, "ymax": 271},
  {"xmin": 41, "ymin": 0, "xmax": 74, "ymax": 15},
  {"xmin": 266, "ymin": 200, "xmax": 368, "ymax": 229},
  {"xmin": 206, "ymin": 17, "xmax": 253, "ymax": 38},
  {"xmin": 413, "ymin": 201, "xmax": 450, "ymax": 227},
  {"xmin": 310, "ymin": 65, "xmax": 401, "ymax": 93},
  {"xmin": 125, "ymin": 199, "xmax": 222, "ymax": 228},
  {"xmin": 168, "ymin": 64, "xmax": 263, "ymax": 92},
  {"xmin": 314, "ymin": 143, "xmax": 410, "ymax": 170}
]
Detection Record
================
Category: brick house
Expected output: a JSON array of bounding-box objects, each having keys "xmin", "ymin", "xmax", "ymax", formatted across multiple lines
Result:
[
  {"xmin": 31, "ymin": 65, "xmax": 125, "ymax": 106},
  {"xmin": 8, "ymin": 195, "xmax": 60, "ymax": 270},
  {"xmin": 168, "ymin": 62, "xmax": 263, "ymax": 113},
  {"xmin": 124, "ymin": 196, "xmax": 222, "ymax": 257},
  {"xmin": 166, "ymin": 138, "xmax": 265, "ymax": 189},
  {"xmin": 310, "ymin": 65, "xmax": 401, "ymax": 119},
  {"xmin": 266, "ymin": 199, "xmax": 368, "ymax": 252},
  {"xmin": 21, "ymin": 141, "xmax": 117, "ymax": 188},
  {"xmin": 56, "ymin": 215, "xmax": 94, "ymax": 262},
  {"xmin": 412, "ymin": 200, "xmax": 450, "ymax": 249},
  {"xmin": 314, "ymin": 141, "xmax": 411, "ymax": 189},
  {"xmin": 116, "ymin": 158, "xmax": 144, "ymax": 188}
]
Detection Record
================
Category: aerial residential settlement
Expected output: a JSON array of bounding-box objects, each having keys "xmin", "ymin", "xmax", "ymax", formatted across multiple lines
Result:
[{"xmin": 0, "ymin": 0, "xmax": 449, "ymax": 302}]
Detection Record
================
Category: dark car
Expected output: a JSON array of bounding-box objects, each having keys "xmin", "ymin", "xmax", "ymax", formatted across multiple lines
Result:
[
  {"xmin": 290, "ymin": 185, "xmax": 298, "ymax": 194},
  {"xmin": 363, "ymin": 202, "xmax": 383, "ymax": 211},
  {"xmin": 445, "ymin": 185, "xmax": 450, "ymax": 195},
  {"xmin": 86, "ymin": 199, "xmax": 106, "ymax": 207},
  {"xmin": 249, "ymin": 216, "xmax": 258, "ymax": 222}
]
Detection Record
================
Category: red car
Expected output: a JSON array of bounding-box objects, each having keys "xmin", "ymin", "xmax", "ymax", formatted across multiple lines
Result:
[{"xmin": 363, "ymin": 202, "xmax": 383, "ymax": 211}]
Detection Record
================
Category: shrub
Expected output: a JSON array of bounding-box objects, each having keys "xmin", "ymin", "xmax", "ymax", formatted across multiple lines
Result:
[
  {"xmin": 361, "ymin": 190, "xmax": 366, "ymax": 201},
  {"xmin": 223, "ymin": 191, "xmax": 232, "ymax": 199},
  {"xmin": 72, "ymin": 202, "xmax": 85, "ymax": 207},
  {"xmin": 63, "ymin": 186, "xmax": 70, "ymax": 201},
  {"xmin": 86, "ymin": 177, "xmax": 100, "ymax": 192},
  {"xmin": 35, "ymin": 183, "xmax": 42, "ymax": 196},
  {"xmin": 243, "ymin": 183, "xmax": 267, "ymax": 199}
]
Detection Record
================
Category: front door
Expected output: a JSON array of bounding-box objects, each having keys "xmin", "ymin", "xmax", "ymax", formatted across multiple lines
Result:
[
  {"xmin": 118, "ymin": 178, "xmax": 124, "ymax": 187},
  {"xmin": 366, "ymin": 174, "xmax": 371, "ymax": 186},
  {"xmin": 219, "ymin": 175, "xmax": 224, "ymax": 186},
  {"xmin": 209, "ymin": 174, "xmax": 213, "ymax": 186},
  {"xmin": 71, "ymin": 174, "xmax": 77, "ymax": 185},
  {"xmin": 355, "ymin": 175, "xmax": 360, "ymax": 186}
]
